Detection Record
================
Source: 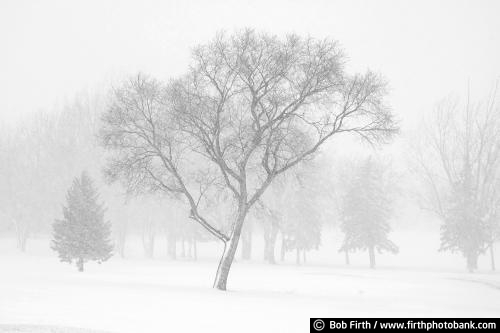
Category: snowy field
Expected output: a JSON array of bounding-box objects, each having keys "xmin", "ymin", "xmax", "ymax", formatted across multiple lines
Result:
[{"xmin": 1, "ymin": 231, "xmax": 499, "ymax": 333}]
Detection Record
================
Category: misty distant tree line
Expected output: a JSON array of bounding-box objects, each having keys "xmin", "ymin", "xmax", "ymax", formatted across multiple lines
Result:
[{"xmin": 0, "ymin": 30, "xmax": 499, "ymax": 289}]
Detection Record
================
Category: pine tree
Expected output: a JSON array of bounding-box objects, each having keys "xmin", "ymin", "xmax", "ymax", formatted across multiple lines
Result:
[
  {"xmin": 277, "ymin": 174, "xmax": 323, "ymax": 265},
  {"xmin": 339, "ymin": 158, "xmax": 398, "ymax": 268},
  {"xmin": 284, "ymin": 193, "xmax": 321, "ymax": 265},
  {"xmin": 52, "ymin": 172, "xmax": 113, "ymax": 271}
]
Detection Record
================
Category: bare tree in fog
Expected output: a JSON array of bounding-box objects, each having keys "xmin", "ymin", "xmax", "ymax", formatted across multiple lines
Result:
[
  {"xmin": 0, "ymin": 114, "xmax": 63, "ymax": 251},
  {"xmin": 101, "ymin": 29, "xmax": 397, "ymax": 290},
  {"xmin": 0, "ymin": 95, "xmax": 104, "ymax": 252},
  {"xmin": 414, "ymin": 86, "xmax": 500, "ymax": 271}
]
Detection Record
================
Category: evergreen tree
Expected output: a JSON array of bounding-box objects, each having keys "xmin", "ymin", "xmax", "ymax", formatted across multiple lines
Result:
[
  {"xmin": 263, "ymin": 167, "xmax": 324, "ymax": 265},
  {"xmin": 283, "ymin": 191, "xmax": 321, "ymax": 265},
  {"xmin": 339, "ymin": 158, "xmax": 398, "ymax": 268},
  {"xmin": 52, "ymin": 172, "xmax": 113, "ymax": 271}
]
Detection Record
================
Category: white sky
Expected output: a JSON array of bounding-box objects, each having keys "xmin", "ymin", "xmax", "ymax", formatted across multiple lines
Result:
[{"xmin": 1, "ymin": 0, "xmax": 499, "ymax": 130}]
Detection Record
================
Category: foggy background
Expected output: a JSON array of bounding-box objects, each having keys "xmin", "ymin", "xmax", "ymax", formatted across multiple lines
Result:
[{"xmin": 2, "ymin": 0, "xmax": 500, "ymax": 128}]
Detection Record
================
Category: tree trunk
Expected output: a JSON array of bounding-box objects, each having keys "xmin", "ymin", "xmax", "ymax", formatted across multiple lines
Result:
[
  {"xmin": 264, "ymin": 240, "xmax": 276, "ymax": 264},
  {"xmin": 263, "ymin": 221, "xmax": 278, "ymax": 264},
  {"xmin": 115, "ymin": 223, "xmax": 127, "ymax": 258},
  {"xmin": 193, "ymin": 239, "xmax": 198, "ymax": 261},
  {"xmin": 77, "ymin": 258, "xmax": 84, "ymax": 272},
  {"xmin": 466, "ymin": 252, "xmax": 478, "ymax": 272},
  {"xmin": 187, "ymin": 239, "xmax": 192, "ymax": 258},
  {"xmin": 280, "ymin": 234, "xmax": 287, "ymax": 261},
  {"xmin": 142, "ymin": 234, "xmax": 155, "ymax": 258},
  {"xmin": 181, "ymin": 238, "xmax": 186, "ymax": 258},
  {"xmin": 117, "ymin": 234, "xmax": 126, "ymax": 258},
  {"xmin": 167, "ymin": 232, "xmax": 177, "ymax": 260},
  {"xmin": 14, "ymin": 218, "xmax": 29, "ymax": 252},
  {"xmin": 369, "ymin": 246, "xmax": 376, "ymax": 269},
  {"xmin": 296, "ymin": 248, "xmax": 300, "ymax": 265},
  {"xmin": 303, "ymin": 250, "xmax": 306, "ymax": 263},
  {"xmin": 150, "ymin": 236, "xmax": 155, "ymax": 258},
  {"xmin": 241, "ymin": 225, "xmax": 252, "ymax": 260},
  {"xmin": 213, "ymin": 208, "xmax": 247, "ymax": 291},
  {"xmin": 142, "ymin": 220, "xmax": 155, "ymax": 258},
  {"xmin": 490, "ymin": 243, "xmax": 496, "ymax": 271},
  {"xmin": 345, "ymin": 250, "xmax": 350, "ymax": 265},
  {"xmin": 17, "ymin": 236, "xmax": 27, "ymax": 252}
]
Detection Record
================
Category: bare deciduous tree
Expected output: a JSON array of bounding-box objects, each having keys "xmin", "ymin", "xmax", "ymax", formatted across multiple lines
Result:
[
  {"xmin": 413, "ymin": 84, "xmax": 500, "ymax": 271},
  {"xmin": 101, "ymin": 29, "xmax": 397, "ymax": 290}
]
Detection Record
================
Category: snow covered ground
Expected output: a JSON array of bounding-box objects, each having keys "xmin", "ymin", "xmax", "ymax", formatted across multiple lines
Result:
[{"xmin": 1, "ymin": 232, "xmax": 499, "ymax": 333}]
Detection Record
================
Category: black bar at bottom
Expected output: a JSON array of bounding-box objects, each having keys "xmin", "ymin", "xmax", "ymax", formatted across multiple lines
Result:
[{"xmin": 310, "ymin": 318, "xmax": 500, "ymax": 332}]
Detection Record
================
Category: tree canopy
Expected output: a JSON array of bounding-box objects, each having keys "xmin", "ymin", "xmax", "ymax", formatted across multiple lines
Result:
[{"xmin": 101, "ymin": 29, "xmax": 397, "ymax": 289}]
